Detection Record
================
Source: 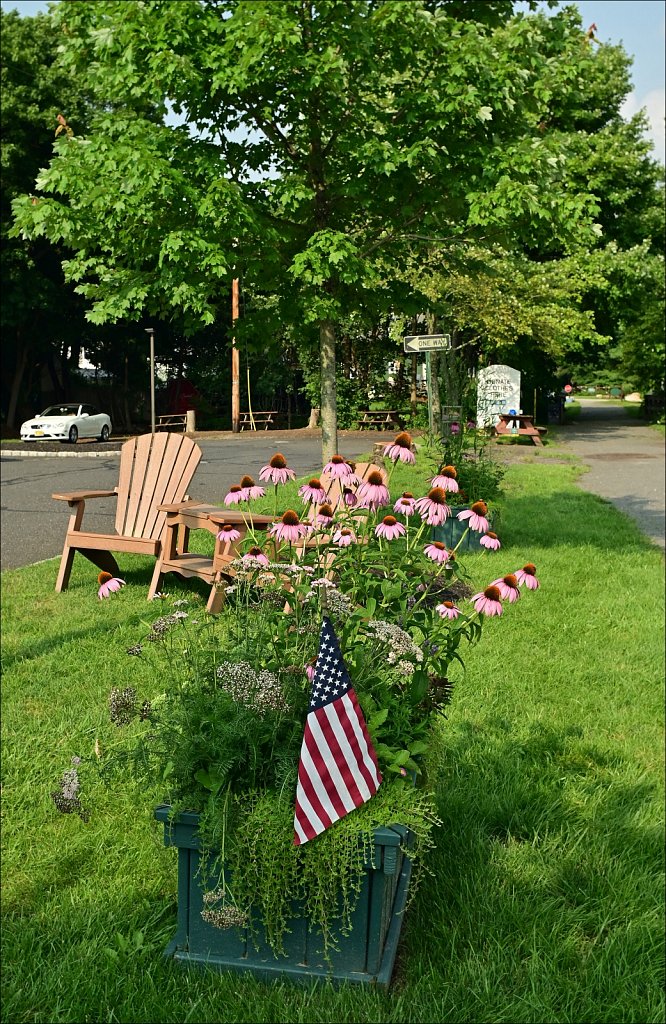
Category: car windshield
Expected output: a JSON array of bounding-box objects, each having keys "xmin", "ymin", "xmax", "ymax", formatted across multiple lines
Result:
[{"xmin": 41, "ymin": 405, "xmax": 79, "ymax": 417}]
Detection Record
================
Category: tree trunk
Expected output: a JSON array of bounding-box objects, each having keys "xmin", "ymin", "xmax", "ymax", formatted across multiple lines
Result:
[
  {"xmin": 441, "ymin": 328, "xmax": 461, "ymax": 409},
  {"xmin": 319, "ymin": 318, "xmax": 337, "ymax": 463},
  {"xmin": 6, "ymin": 333, "xmax": 29, "ymax": 429},
  {"xmin": 410, "ymin": 354, "xmax": 418, "ymax": 414}
]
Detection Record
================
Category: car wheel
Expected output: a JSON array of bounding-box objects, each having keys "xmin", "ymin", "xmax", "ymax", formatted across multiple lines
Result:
[
  {"xmin": 68, "ymin": 426, "xmax": 79, "ymax": 444},
  {"xmin": 98, "ymin": 424, "xmax": 110, "ymax": 442}
]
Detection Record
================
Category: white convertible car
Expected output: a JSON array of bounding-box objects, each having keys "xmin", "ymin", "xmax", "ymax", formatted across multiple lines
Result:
[{"xmin": 20, "ymin": 403, "xmax": 112, "ymax": 444}]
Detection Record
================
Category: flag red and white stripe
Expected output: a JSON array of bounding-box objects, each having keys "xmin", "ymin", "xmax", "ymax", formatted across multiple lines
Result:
[{"xmin": 294, "ymin": 617, "xmax": 381, "ymax": 845}]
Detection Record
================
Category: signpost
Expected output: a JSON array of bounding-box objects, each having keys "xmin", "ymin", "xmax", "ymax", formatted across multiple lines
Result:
[
  {"xmin": 403, "ymin": 334, "xmax": 451, "ymax": 435},
  {"xmin": 403, "ymin": 334, "xmax": 451, "ymax": 353}
]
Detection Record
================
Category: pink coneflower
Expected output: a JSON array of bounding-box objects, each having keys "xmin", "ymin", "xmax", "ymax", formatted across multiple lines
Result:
[
  {"xmin": 356, "ymin": 470, "xmax": 390, "ymax": 510},
  {"xmin": 242, "ymin": 546, "xmax": 270, "ymax": 566},
  {"xmin": 424, "ymin": 541, "xmax": 451, "ymax": 564},
  {"xmin": 430, "ymin": 466, "xmax": 460, "ymax": 493},
  {"xmin": 479, "ymin": 531, "xmax": 501, "ymax": 551},
  {"xmin": 322, "ymin": 455, "xmax": 353, "ymax": 479},
  {"xmin": 383, "ymin": 431, "xmax": 416, "ymax": 464},
  {"xmin": 457, "ymin": 500, "xmax": 490, "ymax": 534},
  {"xmin": 299, "ymin": 477, "xmax": 327, "ymax": 504},
  {"xmin": 216, "ymin": 524, "xmax": 241, "ymax": 543},
  {"xmin": 305, "ymin": 660, "xmax": 316, "ymax": 682},
  {"xmin": 316, "ymin": 502, "xmax": 334, "ymax": 527},
  {"xmin": 224, "ymin": 484, "xmax": 244, "ymax": 506},
  {"xmin": 414, "ymin": 487, "xmax": 451, "ymax": 526},
  {"xmin": 394, "ymin": 492, "xmax": 417, "ymax": 516},
  {"xmin": 332, "ymin": 527, "xmax": 356, "ymax": 547},
  {"xmin": 98, "ymin": 571, "xmax": 125, "ymax": 599},
  {"xmin": 471, "ymin": 585, "xmax": 503, "ymax": 617},
  {"xmin": 269, "ymin": 509, "xmax": 312, "ymax": 544},
  {"xmin": 467, "ymin": 420, "xmax": 476, "ymax": 430},
  {"xmin": 492, "ymin": 573, "xmax": 521, "ymax": 603},
  {"xmin": 436, "ymin": 600, "xmax": 461, "ymax": 620},
  {"xmin": 375, "ymin": 515, "xmax": 406, "ymax": 541},
  {"xmin": 342, "ymin": 487, "xmax": 358, "ymax": 507},
  {"xmin": 239, "ymin": 475, "xmax": 265, "ymax": 500},
  {"xmin": 259, "ymin": 453, "xmax": 296, "ymax": 485},
  {"xmin": 515, "ymin": 563, "xmax": 540, "ymax": 590},
  {"xmin": 450, "ymin": 422, "xmax": 460, "ymax": 435}
]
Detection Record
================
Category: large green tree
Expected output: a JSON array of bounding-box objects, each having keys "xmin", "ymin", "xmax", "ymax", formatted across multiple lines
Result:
[
  {"xmin": 13, "ymin": 0, "xmax": 603, "ymax": 458},
  {"xmin": 1, "ymin": 7, "xmax": 171, "ymax": 429},
  {"xmin": 0, "ymin": 8, "xmax": 95, "ymax": 427}
]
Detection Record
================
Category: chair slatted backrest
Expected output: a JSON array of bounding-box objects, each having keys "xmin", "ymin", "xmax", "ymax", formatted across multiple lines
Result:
[{"xmin": 114, "ymin": 433, "xmax": 202, "ymax": 540}]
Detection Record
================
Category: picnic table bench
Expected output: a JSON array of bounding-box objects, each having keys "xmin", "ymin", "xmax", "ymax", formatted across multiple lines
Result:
[
  {"xmin": 239, "ymin": 411, "xmax": 278, "ymax": 431},
  {"xmin": 356, "ymin": 410, "xmax": 402, "ymax": 431}
]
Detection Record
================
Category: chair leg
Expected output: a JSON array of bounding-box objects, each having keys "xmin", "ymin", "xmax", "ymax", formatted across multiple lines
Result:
[
  {"xmin": 55, "ymin": 546, "xmax": 120, "ymax": 592},
  {"xmin": 55, "ymin": 544, "xmax": 75, "ymax": 593},
  {"xmin": 206, "ymin": 578, "xmax": 226, "ymax": 615},
  {"xmin": 148, "ymin": 560, "xmax": 163, "ymax": 601}
]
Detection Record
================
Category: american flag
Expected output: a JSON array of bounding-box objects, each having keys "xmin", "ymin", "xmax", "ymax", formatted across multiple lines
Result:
[{"xmin": 293, "ymin": 616, "xmax": 382, "ymax": 846}]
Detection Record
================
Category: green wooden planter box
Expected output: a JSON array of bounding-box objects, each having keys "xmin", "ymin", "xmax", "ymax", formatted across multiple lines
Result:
[
  {"xmin": 432, "ymin": 509, "xmax": 493, "ymax": 552},
  {"xmin": 155, "ymin": 804, "xmax": 413, "ymax": 987}
]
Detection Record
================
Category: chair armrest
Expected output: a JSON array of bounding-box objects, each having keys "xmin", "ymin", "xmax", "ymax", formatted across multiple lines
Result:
[
  {"xmin": 52, "ymin": 490, "xmax": 117, "ymax": 502},
  {"xmin": 156, "ymin": 500, "xmax": 204, "ymax": 513}
]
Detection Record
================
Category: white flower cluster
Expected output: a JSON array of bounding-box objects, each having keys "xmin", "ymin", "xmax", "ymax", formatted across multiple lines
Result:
[
  {"xmin": 51, "ymin": 757, "xmax": 88, "ymax": 821},
  {"xmin": 280, "ymin": 563, "xmax": 315, "ymax": 576},
  {"xmin": 304, "ymin": 578, "xmax": 354, "ymax": 618},
  {"xmin": 215, "ymin": 661, "xmax": 285, "ymax": 715},
  {"xmin": 60, "ymin": 761, "xmax": 81, "ymax": 801},
  {"xmin": 366, "ymin": 620, "xmax": 424, "ymax": 665}
]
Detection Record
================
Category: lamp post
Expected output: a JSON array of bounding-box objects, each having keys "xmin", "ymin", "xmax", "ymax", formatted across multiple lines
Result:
[{"xmin": 145, "ymin": 327, "xmax": 156, "ymax": 435}]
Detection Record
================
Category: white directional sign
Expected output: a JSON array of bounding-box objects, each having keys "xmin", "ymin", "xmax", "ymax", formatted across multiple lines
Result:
[{"xmin": 403, "ymin": 334, "xmax": 451, "ymax": 353}]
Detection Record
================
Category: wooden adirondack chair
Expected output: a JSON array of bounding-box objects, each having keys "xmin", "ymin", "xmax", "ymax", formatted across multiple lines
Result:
[{"xmin": 52, "ymin": 433, "xmax": 203, "ymax": 592}]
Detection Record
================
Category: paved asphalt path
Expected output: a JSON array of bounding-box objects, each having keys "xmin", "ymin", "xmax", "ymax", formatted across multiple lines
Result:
[
  {"xmin": 1, "ymin": 402, "xmax": 663, "ymax": 570},
  {"xmin": 558, "ymin": 399, "xmax": 664, "ymax": 549}
]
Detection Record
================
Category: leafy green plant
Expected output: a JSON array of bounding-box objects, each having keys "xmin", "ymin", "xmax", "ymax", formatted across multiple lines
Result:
[{"xmin": 54, "ymin": 433, "xmax": 537, "ymax": 956}]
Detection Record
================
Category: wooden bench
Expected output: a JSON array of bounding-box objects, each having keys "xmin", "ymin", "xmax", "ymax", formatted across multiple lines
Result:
[
  {"xmin": 156, "ymin": 413, "xmax": 187, "ymax": 432},
  {"xmin": 239, "ymin": 411, "xmax": 278, "ymax": 431},
  {"xmin": 356, "ymin": 410, "xmax": 402, "ymax": 431}
]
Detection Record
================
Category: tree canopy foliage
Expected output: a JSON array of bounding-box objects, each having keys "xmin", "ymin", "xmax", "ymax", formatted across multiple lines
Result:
[{"xmin": 8, "ymin": 0, "xmax": 665, "ymax": 443}]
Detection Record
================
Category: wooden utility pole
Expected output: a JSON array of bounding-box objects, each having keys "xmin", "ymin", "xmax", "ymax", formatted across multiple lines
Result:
[{"xmin": 231, "ymin": 278, "xmax": 240, "ymax": 433}]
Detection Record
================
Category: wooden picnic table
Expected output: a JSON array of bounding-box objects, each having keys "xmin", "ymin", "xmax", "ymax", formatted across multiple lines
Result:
[
  {"xmin": 156, "ymin": 413, "xmax": 188, "ymax": 432},
  {"xmin": 494, "ymin": 413, "xmax": 544, "ymax": 446},
  {"xmin": 239, "ymin": 411, "xmax": 278, "ymax": 431},
  {"xmin": 356, "ymin": 410, "xmax": 402, "ymax": 431}
]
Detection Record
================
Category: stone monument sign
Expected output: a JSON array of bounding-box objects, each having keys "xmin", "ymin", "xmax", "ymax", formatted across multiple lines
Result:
[{"xmin": 477, "ymin": 364, "xmax": 521, "ymax": 428}]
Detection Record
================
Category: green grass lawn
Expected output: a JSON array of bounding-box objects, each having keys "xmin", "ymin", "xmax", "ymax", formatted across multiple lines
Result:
[{"xmin": 2, "ymin": 458, "xmax": 664, "ymax": 1024}]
